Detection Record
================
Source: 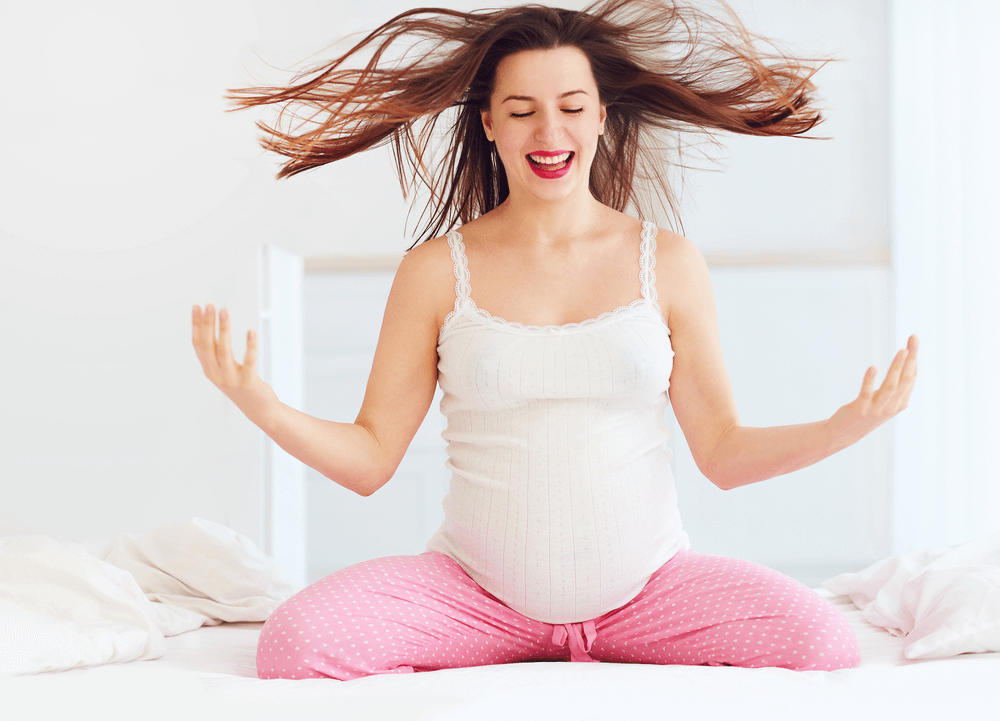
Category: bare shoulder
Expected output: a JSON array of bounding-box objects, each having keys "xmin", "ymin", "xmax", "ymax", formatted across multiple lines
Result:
[
  {"xmin": 653, "ymin": 227, "xmax": 704, "ymax": 270},
  {"xmin": 651, "ymin": 227, "xmax": 712, "ymax": 329},
  {"xmin": 394, "ymin": 233, "xmax": 458, "ymax": 332},
  {"xmin": 400, "ymin": 233, "xmax": 454, "ymax": 274}
]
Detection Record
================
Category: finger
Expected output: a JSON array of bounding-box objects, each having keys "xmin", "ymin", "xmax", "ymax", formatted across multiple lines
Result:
[
  {"xmin": 898, "ymin": 377, "xmax": 916, "ymax": 410},
  {"xmin": 881, "ymin": 347, "xmax": 909, "ymax": 393},
  {"xmin": 860, "ymin": 365, "xmax": 876, "ymax": 398},
  {"xmin": 244, "ymin": 329, "xmax": 258, "ymax": 372},
  {"xmin": 216, "ymin": 308, "xmax": 236, "ymax": 368},
  {"xmin": 192, "ymin": 304, "xmax": 215, "ymax": 367},
  {"xmin": 892, "ymin": 334, "xmax": 919, "ymax": 385},
  {"xmin": 191, "ymin": 305, "xmax": 201, "ymax": 346},
  {"xmin": 206, "ymin": 304, "xmax": 222, "ymax": 372},
  {"xmin": 204, "ymin": 304, "xmax": 217, "ymax": 348},
  {"xmin": 897, "ymin": 348, "xmax": 919, "ymax": 408},
  {"xmin": 900, "ymin": 340, "xmax": 919, "ymax": 380}
]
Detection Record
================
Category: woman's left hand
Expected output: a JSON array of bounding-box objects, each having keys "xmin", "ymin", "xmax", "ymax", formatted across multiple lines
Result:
[{"xmin": 828, "ymin": 334, "xmax": 919, "ymax": 446}]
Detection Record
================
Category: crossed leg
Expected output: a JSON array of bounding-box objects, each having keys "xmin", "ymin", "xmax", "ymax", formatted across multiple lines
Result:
[
  {"xmin": 587, "ymin": 549, "xmax": 861, "ymax": 670},
  {"xmin": 256, "ymin": 552, "xmax": 560, "ymax": 679},
  {"xmin": 256, "ymin": 550, "xmax": 859, "ymax": 680}
]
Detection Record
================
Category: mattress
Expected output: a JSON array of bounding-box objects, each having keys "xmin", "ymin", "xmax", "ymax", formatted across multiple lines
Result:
[{"xmin": 3, "ymin": 588, "xmax": 996, "ymax": 721}]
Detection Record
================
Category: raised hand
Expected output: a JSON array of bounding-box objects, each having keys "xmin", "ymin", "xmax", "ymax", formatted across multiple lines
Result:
[
  {"xmin": 828, "ymin": 334, "xmax": 919, "ymax": 446},
  {"xmin": 191, "ymin": 304, "xmax": 279, "ymax": 426}
]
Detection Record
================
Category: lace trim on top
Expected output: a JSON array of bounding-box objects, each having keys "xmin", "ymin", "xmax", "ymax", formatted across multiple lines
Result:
[
  {"xmin": 441, "ymin": 221, "xmax": 667, "ymax": 333},
  {"xmin": 639, "ymin": 221, "xmax": 660, "ymax": 307}
]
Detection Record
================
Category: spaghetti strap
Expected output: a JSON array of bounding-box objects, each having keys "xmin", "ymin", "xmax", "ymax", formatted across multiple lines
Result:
[
  {"xmin": 446, "ymin": 229, "xmax": 471, "ymax": 311},
  {"xmin": 639, "ymin": 221, "xmax": 665, "ymax": 321}
]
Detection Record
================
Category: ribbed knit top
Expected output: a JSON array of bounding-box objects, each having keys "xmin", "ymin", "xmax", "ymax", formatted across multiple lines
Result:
[{"xmin": 425, "ymin": 221, "xmax": 690, "ymax": 624}]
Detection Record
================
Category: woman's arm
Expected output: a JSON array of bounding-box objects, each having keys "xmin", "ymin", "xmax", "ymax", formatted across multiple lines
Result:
[
  {"xmin": 192, "ymin": 237, "xmax": 453, "ymax": 497},
  {"xmin": 710, "ymin": 337, "xmax": 917, "ymax": 489},
  {"xmin": 658, "ymin": 230, "xmax": 918, "ymax": 491}
]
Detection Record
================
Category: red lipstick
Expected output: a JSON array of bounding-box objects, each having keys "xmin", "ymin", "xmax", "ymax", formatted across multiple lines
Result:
[{"xmin": 526, "ymin": 150, "xmax": 574, "ymax": 179}]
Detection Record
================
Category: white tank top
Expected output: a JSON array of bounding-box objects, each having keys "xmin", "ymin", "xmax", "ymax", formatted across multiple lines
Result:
[{"xmin": 425, "ymin": 220, "xmax": 691, "ymax": 624}]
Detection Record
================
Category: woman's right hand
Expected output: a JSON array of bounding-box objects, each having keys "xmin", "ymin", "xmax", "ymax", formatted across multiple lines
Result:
[
  {"xmin": 192, "ymin": 303, "xmax": 279, "ymax": 427},
  {"xmin": 827, "ymin": 334, "xmax": 919, "ymax": 449}
]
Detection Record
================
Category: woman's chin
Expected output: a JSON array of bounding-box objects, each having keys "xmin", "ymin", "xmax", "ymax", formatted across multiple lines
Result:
[{"xmin": 511, "ymin": 175, "xmax": 588, "ymax": 204}]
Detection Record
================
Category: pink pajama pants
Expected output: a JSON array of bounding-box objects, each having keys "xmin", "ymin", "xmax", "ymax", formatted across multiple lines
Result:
[{"xmin": 256, "ymin": 550, "xmax": 860, "ymax": 680}]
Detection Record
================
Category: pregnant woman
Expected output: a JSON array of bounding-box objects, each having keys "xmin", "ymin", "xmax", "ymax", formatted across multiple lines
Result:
[{"xmin": 192, "ymin": 0, "xmax": 917, "ymax": 679}]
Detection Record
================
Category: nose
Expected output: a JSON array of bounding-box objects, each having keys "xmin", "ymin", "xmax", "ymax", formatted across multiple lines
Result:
[{"xmin": 533, "ymin": 107, "xmax": 564, "ymax": 144}]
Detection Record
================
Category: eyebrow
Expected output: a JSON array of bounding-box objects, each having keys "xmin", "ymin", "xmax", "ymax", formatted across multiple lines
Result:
[{"xmin": 501, "ymin": 90, "xmax": 589, "ymax": 104}]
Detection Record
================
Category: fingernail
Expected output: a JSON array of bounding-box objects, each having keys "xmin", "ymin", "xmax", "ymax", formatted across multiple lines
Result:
[{"xmin": 220, "ymin": 309, "xmax": 228, "ymax": 321}]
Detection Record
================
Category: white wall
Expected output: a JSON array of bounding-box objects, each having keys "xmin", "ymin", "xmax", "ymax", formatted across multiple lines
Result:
[
  {"xmin": 681, "ymin": 0, "xmax": 889, "ymax": 258},
  {"xmin": 303, "ymin": 273, "xmax": 448, "ymax": 581},
  {"xmin": 0, "ymin": 1, "xmax": 272, "ymax": 543},
  {"xmin": 889, "ymin": 0, "xmax": 1000, "ymax": 551}
]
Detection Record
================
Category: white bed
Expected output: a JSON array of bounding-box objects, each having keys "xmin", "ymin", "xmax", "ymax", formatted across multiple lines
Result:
[{"xmin": 4, "ymin": 587, "xmax": 998, "ymax": 721}]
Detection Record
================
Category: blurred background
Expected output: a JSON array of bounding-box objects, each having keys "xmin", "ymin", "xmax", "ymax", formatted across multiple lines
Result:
[{"xmin": 1, "ymin": 0, "xmax": 997, "ymax": 590}]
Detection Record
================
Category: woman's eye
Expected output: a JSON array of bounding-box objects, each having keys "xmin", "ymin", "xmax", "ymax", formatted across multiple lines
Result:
[{"xmin": 509, "ymin": 109, "xmax": 584, "ymax": 118}]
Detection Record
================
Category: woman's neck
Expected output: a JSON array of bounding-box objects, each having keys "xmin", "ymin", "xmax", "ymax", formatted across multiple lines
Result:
[{"xmin": 490, "ymin": 188, "xmax": 609, "ymax": 249}]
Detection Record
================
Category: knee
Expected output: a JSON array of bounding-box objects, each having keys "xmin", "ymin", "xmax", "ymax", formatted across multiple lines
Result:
[
  {"xmin": 791, "ymin": 614, "xmax": 861, "ymax": 671},
  {"xmin": 254, "ymin": 567, "xmax": 373, "ymax": 680},
  {"xmin": 256, "ymin": 608, "xmax": 362, "ymax": 680},
  {"xmin": 255, "ymin": 598, "xmax": 415, "ymax": 681},
  {"xmin": 255, "ymin": 602, "xmax": 317, "ymax": 679}
]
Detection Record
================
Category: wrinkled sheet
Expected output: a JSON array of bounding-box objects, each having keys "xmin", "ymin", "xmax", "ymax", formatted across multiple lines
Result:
[
  {"xmin": 0, "ymin": 518, "xmax": 297, "ymax": 676},
  {"xmin": 823, "ymin": 532, "xmax": 1000, "ymax": 659}
]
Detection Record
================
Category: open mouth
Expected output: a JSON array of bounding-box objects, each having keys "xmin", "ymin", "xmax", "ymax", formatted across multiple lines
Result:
[{"xmin": 527, "ymin": 152, "xmax": 574, "ymax": 171}]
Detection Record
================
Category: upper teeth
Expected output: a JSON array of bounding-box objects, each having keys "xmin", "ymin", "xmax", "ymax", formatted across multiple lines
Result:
[{"xmin": 530, "ymin": 152, "xmax": 571, "ymax": 165}]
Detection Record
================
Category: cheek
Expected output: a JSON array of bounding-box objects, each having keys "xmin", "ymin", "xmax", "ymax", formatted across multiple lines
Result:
[
  {"xmin": 496, "ymin": 139, "xmax": 518, "ymax": 163},
  {"xmin": 493, "ymin": 128, "xmax": 526, "ymax": 168}
]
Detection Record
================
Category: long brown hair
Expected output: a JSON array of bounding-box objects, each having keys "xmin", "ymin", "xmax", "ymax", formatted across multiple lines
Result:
[{"xmin": 225, "ymin": 0, "xmax": 825, "ymax": 247}]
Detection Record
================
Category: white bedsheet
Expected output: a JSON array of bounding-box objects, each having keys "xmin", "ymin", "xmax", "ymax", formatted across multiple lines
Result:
[{"xmin": 2, "ymin": 591, "xmax": 997, "ymax": 721}]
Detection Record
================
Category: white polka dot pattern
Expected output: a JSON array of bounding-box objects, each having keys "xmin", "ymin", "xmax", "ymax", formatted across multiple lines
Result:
[{"xmin": 255, "ymin": 551, "xmax": 861, "ymax": 680}]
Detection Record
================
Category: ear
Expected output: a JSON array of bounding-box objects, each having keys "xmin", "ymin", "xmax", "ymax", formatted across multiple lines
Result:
[
  {"xmin": 598, "ymin": 102, "xmax": 607, "ymax": 136},
  {"xmin": 481, "ymin": 108, "xmax": 495, "ymax": 143}
]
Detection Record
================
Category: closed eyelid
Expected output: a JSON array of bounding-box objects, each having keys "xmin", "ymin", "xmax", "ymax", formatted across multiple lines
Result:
[{"xmin": 510, "ymin": 108, "xmax": 586, "ymax": 116}]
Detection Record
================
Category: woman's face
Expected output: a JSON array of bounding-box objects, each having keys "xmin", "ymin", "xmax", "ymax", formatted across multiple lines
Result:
[{"xmin": 481, "ymin": 46, "xmax": 606, "ymax": 205}]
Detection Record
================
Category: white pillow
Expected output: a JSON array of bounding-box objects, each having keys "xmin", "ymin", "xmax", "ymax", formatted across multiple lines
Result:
[
  {"xmin": 103, "ymin": 517, "xmax": 299, "ymax": 623},
  {"xmin": 823, "ymin": 532, "xmax": 1000, "ymax": 659}
]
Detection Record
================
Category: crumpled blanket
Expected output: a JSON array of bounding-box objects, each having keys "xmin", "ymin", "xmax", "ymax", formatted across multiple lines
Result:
[
  {"xmin": 0, "ymin": 518, "xmax": 297, "ymax": 675},
  {"xmin": 823, "ymin": 532, "xmax": 1000, "ymax": 660}
]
